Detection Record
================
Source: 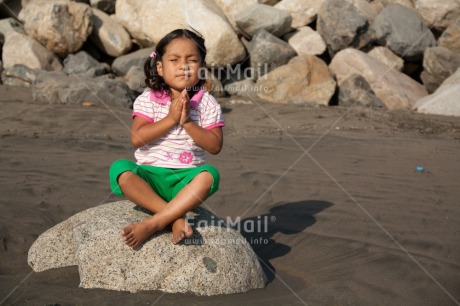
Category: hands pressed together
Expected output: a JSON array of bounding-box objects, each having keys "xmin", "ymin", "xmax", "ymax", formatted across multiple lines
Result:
[{"xmin": 167, "ymin": 89, "xmax": 192, "ymax": 126}]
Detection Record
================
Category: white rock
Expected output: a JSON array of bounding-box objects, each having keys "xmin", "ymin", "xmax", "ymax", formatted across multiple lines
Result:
[
  {"xmin": 2, "ymin": 31, "xmax": 63, "ymax": 71},
  {"xmin": 284, "ymin": 26, "xmax": 326, "ymax": 56},
  {"xmin": 367, "ymin": 46, "xmax": 404, "ymax": 71},
  {"xmin": 330, "ymin": 48, "xmax": 428, "ymax": 110},
  {"xmin": 115, "ymin": 0, "xmax": 246, "ymax": 67},
  {"xmin": 274, "ymin": 0, "xmax": 326, "ymax": 28},
  {"xmin": 18, "ymin": 0, "xmax": 93, "ymax": 58},
  {"xmin": 212, "ymin": 0, "xmax": 258, "ymax": 29},
  {"xmin": 28, "ymin": 201, "xmax": 266, "ymax": 295},
  {"xmin": 89, "ymin": 8, "xmax": 132, "ymax": 57},
  {"xmin": 414, "ymin": 78, "xmax": 460, "ymax": 117},
  {"xmin": 414, "ymin": 0, "xmax": 460, "ymax": 31}
]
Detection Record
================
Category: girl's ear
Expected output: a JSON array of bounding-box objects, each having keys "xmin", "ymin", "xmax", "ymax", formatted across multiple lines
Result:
[{"xmin": 156, "ymin": 61, "xmax": 163, "ymax": 76}]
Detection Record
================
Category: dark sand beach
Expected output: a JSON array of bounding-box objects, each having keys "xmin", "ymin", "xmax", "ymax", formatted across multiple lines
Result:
[{"xmin": 0, "ymin": 84, "xmax": 459, "ymax": 305}]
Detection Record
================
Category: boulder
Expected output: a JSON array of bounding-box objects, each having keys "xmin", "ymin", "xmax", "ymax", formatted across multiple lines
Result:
[
  {"xmin": 370, "ymin": 0, "xmax": 415, "ymax": 13},
  {"xmin": 115, "ymin": 0, "xmax": 246, "ymax": 67},
  {"xmin": 274, "ymin": 0, "xmax": 326, "ymax": 28},
  {"xmin": 211, "ymin": 0, "xmax": 257, "ymax": 29},
  {"xmin": 248, "ymin": 30, "xmax": 297, "ymax": 80},
  {"xmin": 234, "ymin": 3, "xmax": 292, "ymax": 38},
  {"xmin": 89, "ymin": 0, "xmax": 115, "ymax": 14},
  {"xmin": 257, "ymin": 55, "xmax": 336, "ymax": 105},
  {"xmin": 438, "ymin": 18, "xmax": 460, "ymax": 53},
  {"xmin": 224, "ymin": 79, "xmax": 257, "ymax": 96},
  {"xmin": 330, "ymin": 48, "xmax": 428, "ymax": 110},
  {"xmin": 124, "ymin": 66, "xmax": 145, "ymax": 94},
  {"xmin": 0, "ymin": 18, "xmax": 25, "ymax": 36},
  {"xmin": 367, "ymin": 46, "xmax": 404, "ymax": 71},
  {"xmin": 111, "ymin": 47, "xmax": 152, "ymax": 76},
  {"xmin": 18, "ymin": 1, "xmax": 93, "ymax": 58},
  {"xmin": 414, "ymin": 69, "xmax": 460, "ymax": 117},
  {"xmin": 33, "ymin": 73, "xmax": 134, "ymax": 107},
  {"xmin": 2, "ymin": 31, "xmax": 63, "ymax": 71},
  {"xmin": 63, "ymin": 51, "xmax": 109, "ymax": 77},
  {"xmin": 420, "ymin": 46, "xmax": 460, "ymax": 93},
  {"xmin": 338, "ymin": 73, "xmax": 385, "ymax": 108},
  {"xmin": 370, "ymin": 4, "xmax": 436, "ymax": 61},
  {"xmin": 317, "ymin": 0, "xmax": 371, "ymax": 57},
  {"xmin": 284, "ymin": 26, "xmax": 326, "ymax": 56},
  {"xmin": 28, "ymin": 201, "xmax": 266, "ymax": 295},
  {"xmin": 414, "ymin": 0, "xmax": 460, "ymax": 31},
  {"xmin": 204, "ymin": 71, "xmax": 226, "ymax": 98},
  {"xmin": 89, "ymin": 8, "xmax": 132, "ymax": 57},
  {"xmin": 1, "ymin": 64, "xmax": 37, "ymax": 87}
]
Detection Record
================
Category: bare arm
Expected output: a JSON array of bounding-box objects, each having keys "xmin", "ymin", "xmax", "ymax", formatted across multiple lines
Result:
[{"xmin": 182, "ymin": 123, "xmax": 223, "ymax": 154}]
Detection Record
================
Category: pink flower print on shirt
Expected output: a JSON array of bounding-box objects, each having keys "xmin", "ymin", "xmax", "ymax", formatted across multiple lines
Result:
[
  {"xmin": 179, "ymin": 151, "xmax": 193, "ymax": 164},
  {"xmin": 166, "ymin": 152, "xmax": 174, "ymax": 160}
]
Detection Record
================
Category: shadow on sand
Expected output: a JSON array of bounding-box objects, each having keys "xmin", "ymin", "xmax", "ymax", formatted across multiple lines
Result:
[{"xmin": 239, "ymin": 200, "xmax": 333, "ymax": 283}]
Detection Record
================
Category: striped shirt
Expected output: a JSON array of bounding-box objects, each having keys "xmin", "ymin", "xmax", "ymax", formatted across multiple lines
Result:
[{"xmin": 132, "ymin": 88, "xmax": 224, "ymax": 168}]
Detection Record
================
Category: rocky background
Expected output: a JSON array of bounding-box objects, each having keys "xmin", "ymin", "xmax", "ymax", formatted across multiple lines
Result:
[{"xmin": 0, "ymin": 0, "xmax": 459, "ymax": 116}]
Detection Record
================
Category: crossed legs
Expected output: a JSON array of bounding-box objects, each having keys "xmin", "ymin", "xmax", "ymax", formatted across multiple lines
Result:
[{"xmin": 117, "ymin": 170, "xmax": 213, "ymax": 248}]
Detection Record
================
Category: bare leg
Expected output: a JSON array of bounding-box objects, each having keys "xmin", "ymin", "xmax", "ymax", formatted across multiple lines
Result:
[
  {"xmin": 118, "ymin": 171, "xmax": 213, "ymax": 247},
  {"xmin": 121, "ymin": 171, "xmax": 213, "ymax": 248}
]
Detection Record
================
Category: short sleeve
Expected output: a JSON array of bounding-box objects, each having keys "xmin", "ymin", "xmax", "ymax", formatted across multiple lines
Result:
[
  {"xmin": 132, "ymin": 89, "xmax": 154, "ymax": 122},
  {"xmin": 200, "ymin": 93, "xmax": 225, "ymax": 130}
]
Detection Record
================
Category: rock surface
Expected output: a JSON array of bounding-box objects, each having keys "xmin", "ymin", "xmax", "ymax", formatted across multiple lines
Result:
[
  {"xmin": 274, "ymin": 0, "xmax": 326, "ymax": 28},
  {"xmin": 28, "ymin": 201, "xmax": 267, "ymax": 295},
  {"xmin": 414, "ymin": 0, "xmax": 460, "ymax": 31},
  {"xmin": 284, "ymin": 26, "xmax": 326, "ymax": 56},
  {"xmin": 367, "ymin": 46, "xmax": 404, "ymax": 71},
  {"xmin": 63, "ymin": 51, "xmax": 109, "ymax": 77},
  {"xmin": 438, "ymin": 18, "xmax": 460, "ymax": 53},
  {"xmin": 338, "ymin": 73, "xmax": 386, "ymax": 108},
  {"xmin": 420, "ymin": 46, "xmax": 460, "ymax": 93},
  {"xmin": 111, "ymin": 47, "xmax": 152, "ymax": 76},
  {"xmin": 18, "ymin": 1, "xmax": 93, "ymax": 58}
]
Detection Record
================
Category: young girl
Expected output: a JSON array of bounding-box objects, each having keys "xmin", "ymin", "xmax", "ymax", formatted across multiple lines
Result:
[{"xmin": 109, "ymin": 29, "xmax": 224, "ymax": 248}]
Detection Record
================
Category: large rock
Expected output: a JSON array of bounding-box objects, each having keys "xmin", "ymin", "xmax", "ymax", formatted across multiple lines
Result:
[
  {"xmin": 330, "ymin": 48, "xmax": 428, "ymax": 110},
  {"xmin": 115, "ymin": 0, "xmax": 246, "ymax": 67},
  {"xmin": 438, "ymin": 18, "xmax": 460, "ymax": 53},
  {"xmin": 2, "ymin": 31, "xmax": 63, "ymax": 71},
  {"xmin": 0, "ymin": 17, "xmax": 25, "ymax": 36},
  {"xmin": 28, "ymin": 201, "xmax": 266, "ymax": 295},
  {"xmin": 33, "ymin": 74, "xmax": 134, "ymax": 107},
  {"xmin": 284, "ymin": 26, "xmax": 326, "ymax": 56},
  {"xmin": 338, "ymin": 73, "xmax": 385, "ymax": 108},
  {"xmin": 317, "ymin": 0, "xmax": 371, "ymax": 56},
  {"xmin": 257, "ymin": 55, "xmax": 336, "ymax": 105},
  {"xmin": 63, "ymin": 51, "xmax": 109, "ymax": 77},
  {"xmin": 124, "ymin": 66, "xmax": 145, "ymax": 94},
  {"xmin": 234, "ymin": 3, "xmax": 292, "ymax": 38},
  {"xmin": 414, "ymin": 69, "xmax": 460, "ymax": 117},
  {"xmin": 367, "ymin": 46, "xmax": 404, "ymax": 71},
  {"xmin": 111, "ymin": 47, "xmax": 152, "ymax": 76},
  {"xmin": 414, "ymin": 0, "xmax": 460, "ymax": 31},
  {"xmin": 248, "ymin": 30, "xmax": 297, "ymax": 79},
  {"xmin": 420, "ymin": 47, "xmax": 460, "ymax": 93},
  {"xmin": 0, "ymin": 64, "xmax": 37, "ymax": 87},
  {"xmin": 274, "ymin": 0, "xmax": 326, "ymax": 28},
  {"xmin": 211, "ymin": 0, "xmax": 257, "ymax": 29},
  {"xmin": 18, "ymin": 1, "xmax": 93, "ymax": 58},
  {"xmin": 89, "ymin": 8, "xmax": 132, "ymax": 57},
  {"xmin": 370, "ymin": 4, "xmax": 436, "ymax": 61}
]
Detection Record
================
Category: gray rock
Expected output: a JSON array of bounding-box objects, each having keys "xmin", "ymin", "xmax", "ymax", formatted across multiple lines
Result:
[
  {"xmin": 111, "ymin": 48, "xmax": 152, "ymax": 76},
  {"xmin": 0, "ymin": 17, "xmax": 26, "ymax": 36},
  {"xmin": 274, "ymin": 0, "xmax": 326, "ymax": 28},
  {"xmin": 415, "ymin": 0, "xmax": 460, "ymax": 31},
  {"xmin": 338, "ymin": 73, "xmax": 385, "ymax": 108},
  {"xmin": 90, "ymin": 0, "xmax": 115, "ymax": 14},
  {"xmin": 28, "ymin": 201, "xmax": 267, "ymax": 295},
  {"xmin": 33, "ymin": 74, "xmax": 134, "ymax": 107},
  {"xmin": 204, "ymin": 71, "xmax": 226, "ymax": 98},
  {"xmin": 370, "ymin": 4, "xmax": 436, "ymax": 61},
  {"xmin": 235, "ymin": 3, "xmax": 293, "ymax": 38},
  {"xmin": 63, "ymin": 51, "xmax": 109, "ymax": 77},
  {"xmin": 1, "ymin": 64, "xmax": 37, "ymax": 87},
  {"xmin": 248, "ymin": 30, "xmax": 297, "ymax": 79},
  {"xmin": 317, "ymin": 0, "xmax": 371, "ymax": 57},
  {"xmin": 421, "ymin": 47, "xmax": 460, "ymax": 93},
  {"xmin": 224, "ymin": 79, "xmax": 257, "ymax": 96}
]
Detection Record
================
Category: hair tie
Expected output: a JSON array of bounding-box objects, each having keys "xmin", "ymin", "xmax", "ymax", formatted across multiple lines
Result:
[{"xmin": 150, "ymin": 51, "xmax": 157, "ymax": 58}]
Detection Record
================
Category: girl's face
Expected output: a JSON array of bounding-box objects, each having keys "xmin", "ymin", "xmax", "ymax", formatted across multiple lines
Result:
[{"xmin": 156, "ymin": 38, "xmax": 204, "ymax": 98}]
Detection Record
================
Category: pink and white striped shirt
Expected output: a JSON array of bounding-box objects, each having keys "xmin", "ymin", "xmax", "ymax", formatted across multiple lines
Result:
[{"xmin": 132, "ymin": 88, "xmax": 224, "ymax": 168}]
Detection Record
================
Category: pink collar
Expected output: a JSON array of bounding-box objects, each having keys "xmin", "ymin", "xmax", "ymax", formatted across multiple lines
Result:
[{"xmin": 150, "ymin": 88, "xmax": 205, "ymax": 110}]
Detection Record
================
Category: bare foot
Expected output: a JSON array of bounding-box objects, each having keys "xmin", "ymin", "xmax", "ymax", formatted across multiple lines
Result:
[
  {"xmin": 172, "ymin": 218, "xmax": 193, "ymax": 244},
  {"xmin": 120, "ymin": 217, "xmax": 161, "ymax": 248}
]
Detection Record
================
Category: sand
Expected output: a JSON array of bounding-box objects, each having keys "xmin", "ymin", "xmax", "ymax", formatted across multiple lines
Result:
[{"xmin": 0, "ymin": 84, "xmax": 459, "ymax": 305}]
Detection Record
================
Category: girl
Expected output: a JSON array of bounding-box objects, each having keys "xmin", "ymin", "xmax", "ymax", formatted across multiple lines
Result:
[{"xmin": 109, "ymin": 29, "xmax": 224, "ymax": 248}]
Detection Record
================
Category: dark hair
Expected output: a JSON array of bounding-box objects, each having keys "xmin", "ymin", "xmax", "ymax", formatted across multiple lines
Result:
[{"xmin": 144, "ymin": 28, "xmax": 207, "ymax": 97}]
